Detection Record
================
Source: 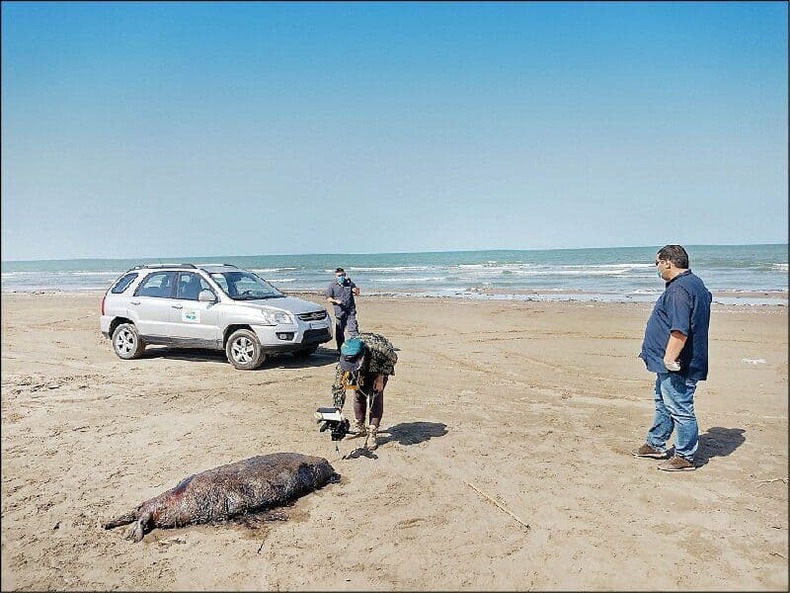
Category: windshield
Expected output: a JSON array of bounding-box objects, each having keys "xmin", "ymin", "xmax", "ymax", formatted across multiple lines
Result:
[{"xmin": 209, "ymin": 271, "xmax": 285, "ymax": 300}]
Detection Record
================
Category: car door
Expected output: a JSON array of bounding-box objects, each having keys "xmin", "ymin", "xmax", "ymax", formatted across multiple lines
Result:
[
  {"xmin": 131, "ymin": 271, "xmax": 178, "ymax": 337},
  {"xmin": 168, "ymin": 272, "xmax": 222, "ymax": 344}
]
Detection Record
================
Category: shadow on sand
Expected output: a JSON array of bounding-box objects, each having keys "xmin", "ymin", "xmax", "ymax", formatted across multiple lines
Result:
[
  {"xmin": 341, "ymin": 422, "xmax": 449, "ymax": 460},
  {"xmin": 140, "ymin": 345, "xmax": 339, "ymax": 370},
  {"xmin": 694, "ymin": 426, "xmax": 746, "ymax": 468},
  {"xmin": 380, "ymin": 421, "xmax": 449, "ymax": 446}
]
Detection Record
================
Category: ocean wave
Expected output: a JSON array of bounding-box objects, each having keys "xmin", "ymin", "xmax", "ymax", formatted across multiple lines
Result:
[
  {"xmin": 251, "ymin": 267, "xmax": 296, "ymax": 274},
  {"xmin": 2, "ymin": 270, "xmax": 115, "ymax": 277},
  {"xmin": 340, "ymin": 266, "xmax": 435, "ymax": 273},
  {"xmin": 480, "ymin": 268, "xmax": 630, "ymax": 277},
  {"xmin": 369, "ymin": 276, "xmax": 447, "ymax": 283},
  {"xmin": 70, "ymin": 271, "xmax": 123, "ymax": 276}
]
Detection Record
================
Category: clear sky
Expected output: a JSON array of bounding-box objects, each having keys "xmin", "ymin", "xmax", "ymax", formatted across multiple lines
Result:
[{"xmin": 1, "ymin": 1, "xmax": 787, "ymax": 261}]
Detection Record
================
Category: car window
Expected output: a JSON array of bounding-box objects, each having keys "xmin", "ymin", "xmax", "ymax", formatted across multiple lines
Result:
[
  {"xmin": 210, "ymin": 271, "xmax": 283, "ymax": 300},
  {"xmin": 209, "ymin": 273, "xmax": 230, "ymax": 294},
  {"xmin": 177, "ymin": 272, "xmax": 213, "ymax": 301},
  {"xmin": 111, "ymin": 272, "xmax": 138, "ymax": 294},
  {"xmin": 135, "ymin": 271, "xmax": 178, "ymax": 298}
]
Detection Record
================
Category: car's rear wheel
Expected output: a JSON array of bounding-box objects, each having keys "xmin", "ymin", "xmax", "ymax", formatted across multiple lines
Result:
[
  {"xmin": 292, "ymin": 343, "xmax": 319, "ymax": 358},
  {"xmin": 112, "ymin": 323, "xmax": 146, "ymax": 360},
  {"xmin": 226, "ymin": 329, "xmax": 265, "ymax": 370}
]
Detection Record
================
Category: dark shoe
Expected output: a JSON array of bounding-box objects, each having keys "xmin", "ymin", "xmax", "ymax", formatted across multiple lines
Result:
[
  {"xmin": 657, "ymin": 455, "xmax": 695, "ymax": 472},
  {"xmin": 632, "ymin": 443, "xmax": 668, "ymax": 459}
]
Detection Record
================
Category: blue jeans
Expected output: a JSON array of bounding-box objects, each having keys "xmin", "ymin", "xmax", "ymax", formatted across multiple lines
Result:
[{"xmin": 646, "ymin": 373, "xmax": 699, "ymax": 460}]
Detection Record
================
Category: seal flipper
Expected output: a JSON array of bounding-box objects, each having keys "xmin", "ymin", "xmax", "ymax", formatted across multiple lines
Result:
[
  {"xmin": 126, "ymin": 512, "xmax": 152, "ymax": 543},
  {"xmin": 102, "ymin": 510, "xmax": 138, "ymax": 529}
]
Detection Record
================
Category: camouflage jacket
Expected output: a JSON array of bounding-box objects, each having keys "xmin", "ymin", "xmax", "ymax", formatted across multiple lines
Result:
[{"xmin": 331, "ymin": 332, "xmax": 398, "ymax": 410}]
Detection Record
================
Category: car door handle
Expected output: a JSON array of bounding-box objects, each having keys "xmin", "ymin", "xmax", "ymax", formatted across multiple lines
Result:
[
  {"xmin": 172, "ymin": 304, "xmax": 183, "ymax": 310},
  {"xmin": 130, "ymin": 300, "xmax": 141, "ymax": 306}
]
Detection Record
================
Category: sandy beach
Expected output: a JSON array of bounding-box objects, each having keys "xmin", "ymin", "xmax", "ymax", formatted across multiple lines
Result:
[{"xmin": 1, "ymin": 291, "xmax": 787, "ymax": 591}]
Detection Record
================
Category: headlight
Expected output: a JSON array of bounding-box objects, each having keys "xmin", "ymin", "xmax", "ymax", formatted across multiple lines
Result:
[{"xmin": 259, "ymin": 309, "xmax": 293, "ymax": 325}]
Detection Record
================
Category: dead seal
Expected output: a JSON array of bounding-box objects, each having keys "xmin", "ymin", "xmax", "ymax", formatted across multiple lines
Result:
[{"xmin": 103, "ymin": 452, "xmax": 336, "ymax": 542}]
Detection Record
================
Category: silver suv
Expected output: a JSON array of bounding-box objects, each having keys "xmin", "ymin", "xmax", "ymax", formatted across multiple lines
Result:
[{"xmin": 100, "ymin": 263, "xmax": 332, "ymax": 370}]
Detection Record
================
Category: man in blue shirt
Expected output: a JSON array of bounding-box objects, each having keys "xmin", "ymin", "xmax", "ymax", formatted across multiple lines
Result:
[
  {"xmin": 633, "ymin": 245, "xmax": 712, "ymax": 472},
  {"xmin": 326, "ymin": 267, "xmax": 360, "ymax": 352}
]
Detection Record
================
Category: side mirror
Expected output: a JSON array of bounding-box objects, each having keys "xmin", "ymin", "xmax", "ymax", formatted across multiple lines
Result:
[{"xmin": 198, "ymin": 290, "xmax": 217, "ymax": 303}]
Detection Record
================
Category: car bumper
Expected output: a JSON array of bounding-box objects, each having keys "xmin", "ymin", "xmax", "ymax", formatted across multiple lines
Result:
[
  {"xmin": 100, "ymin": 315, "xmax": 113, "ymax": 339},
  {"xmin": 251, "ymin": 323, "xmax": 332, "ymax": 352}
]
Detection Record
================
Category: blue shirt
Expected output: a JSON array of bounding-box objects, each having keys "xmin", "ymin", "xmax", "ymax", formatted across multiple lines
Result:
[
  {"xmin": 639, "ymin": 270, "xmax": 712, "ymax": 381},
  {"xmin": 326, "ymin": 279, "xmax": 357, "ymax": 318}
]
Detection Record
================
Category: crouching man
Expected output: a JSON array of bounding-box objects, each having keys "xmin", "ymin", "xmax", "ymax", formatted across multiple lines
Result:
[{"xmin": 331, "ymin": 332, "xmax": 398, "ymax": 451}]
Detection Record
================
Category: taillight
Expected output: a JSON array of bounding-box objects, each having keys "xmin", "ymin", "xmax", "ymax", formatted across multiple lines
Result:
[{"xmin": 101, "ymin": 293, "xmax": 106, "ymax": 315}]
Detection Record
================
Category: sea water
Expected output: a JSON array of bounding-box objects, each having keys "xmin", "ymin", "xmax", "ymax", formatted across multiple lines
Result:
[{"xmin": 1, "ymin": 244, "xmax": 787, "ymax": 305}]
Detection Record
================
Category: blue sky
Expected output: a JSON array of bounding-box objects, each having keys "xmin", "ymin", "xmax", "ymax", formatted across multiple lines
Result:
[{"xmin": 2, "ymin": 1, "xmax": 787, "ymax": 261}]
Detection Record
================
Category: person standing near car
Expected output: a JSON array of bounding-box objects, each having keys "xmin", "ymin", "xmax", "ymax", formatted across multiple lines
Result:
[
  {"xmin": 633, "ymin": 244, "xmax": 712, "ymax": 472},
  {"xmin": 326, "ymin": 267, "xmax": 360, "ymax": 352}
]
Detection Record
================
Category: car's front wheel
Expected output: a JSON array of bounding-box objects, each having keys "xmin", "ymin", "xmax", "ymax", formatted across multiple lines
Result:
[
  {"xmin": 112, "ymin": 323, "xmax": 146, "ymax": 360},
  {"xmin": 226, "ymin": 329, "xmax": 265, "ymax": 370}
]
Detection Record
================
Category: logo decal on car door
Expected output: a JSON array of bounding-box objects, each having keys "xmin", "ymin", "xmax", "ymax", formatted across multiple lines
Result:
[{"xmin": 182, "ymin": 310, "xmax": 200, "ymax": 323}]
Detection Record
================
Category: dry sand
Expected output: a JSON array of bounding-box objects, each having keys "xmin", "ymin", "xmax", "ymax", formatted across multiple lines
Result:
[{"xmin": 1, "ymin": 292, "xmax": 787, "ymax": 591}]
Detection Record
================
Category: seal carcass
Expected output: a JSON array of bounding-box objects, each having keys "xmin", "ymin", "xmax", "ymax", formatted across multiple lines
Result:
[{"xmin": 103, "ymin": 452, "xmax": 336, "ymax": 542}]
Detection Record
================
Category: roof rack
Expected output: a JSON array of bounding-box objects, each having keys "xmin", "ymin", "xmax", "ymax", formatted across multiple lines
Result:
[
  {"xmin": 194, "ymin": 263, "xmax": 239, "ymax": 268},
  {"xmin": 130, "ymin": 263, "xmax": 198, "ymax": 270},
  {"xmin": 124, "ymin": 262, "xmax": 241, "ymax": 272}
]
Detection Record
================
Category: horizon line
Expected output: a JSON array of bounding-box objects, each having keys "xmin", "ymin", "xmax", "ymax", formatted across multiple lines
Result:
[{"xmin": 1, "ymin": 242, "xmax": 787, "ymax": 265}]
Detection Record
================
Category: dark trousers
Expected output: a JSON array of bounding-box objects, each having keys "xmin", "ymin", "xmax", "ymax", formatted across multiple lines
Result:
[
  {"xmin": 353, "ymin": 374, "xmax": 388, "ymax": 427},
  {"xmin": 334, "ymin": 313, "xmax": 359, "ymax": 351}
]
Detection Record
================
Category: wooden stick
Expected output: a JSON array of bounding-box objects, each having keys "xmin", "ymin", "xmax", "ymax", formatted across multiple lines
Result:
[
  {"xmin": 465, "ymin": 481, "xmax": 530, "ymax": 530},
  {"xmin": 758, "ymin": 477, "xmax": 787, "ymax": 483}
]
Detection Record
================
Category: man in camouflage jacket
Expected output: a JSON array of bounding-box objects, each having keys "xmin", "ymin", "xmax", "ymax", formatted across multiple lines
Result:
[{"xmin": 331, "ymin": 332, "xmax": 397, "ymax": 451}]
